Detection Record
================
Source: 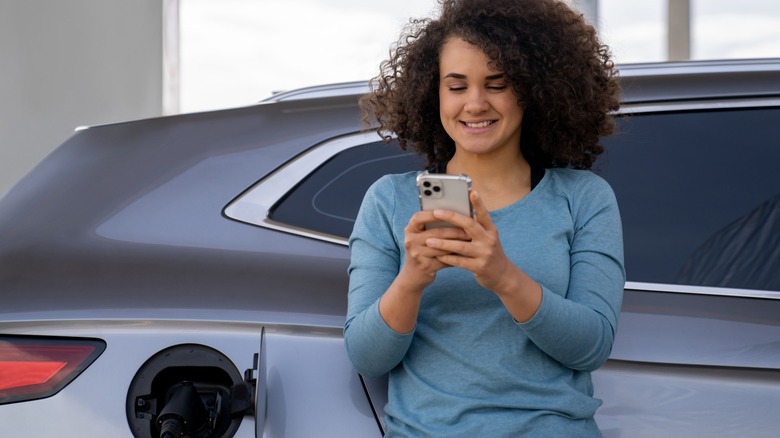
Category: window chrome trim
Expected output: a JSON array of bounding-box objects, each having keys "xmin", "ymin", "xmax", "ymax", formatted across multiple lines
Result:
[
  {"xmin": 224, "ymin": 131, "xmax": 383, "ymax": 245},
  {"xmin": 618, "ymin": 96, "xmax": 780, "ymax": 114},
  {"xmin": 625, "ymin": 282, "xmax": 780, "ymax": 300}
]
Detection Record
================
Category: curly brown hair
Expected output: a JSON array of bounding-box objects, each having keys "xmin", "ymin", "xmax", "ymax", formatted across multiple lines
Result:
[{"xmin": 360, "ymin": 0, "xmax": 621, "ymax": 170}]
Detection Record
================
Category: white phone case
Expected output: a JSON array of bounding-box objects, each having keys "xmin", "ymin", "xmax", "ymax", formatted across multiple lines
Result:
[{"xmin": 416, "ymin": 172, "xmax": 473, "ymax": 229}]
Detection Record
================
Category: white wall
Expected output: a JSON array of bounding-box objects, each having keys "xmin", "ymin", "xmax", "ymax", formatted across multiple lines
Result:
[{"xmin": 0, "ymin": 0, "xmax": 163, "ymax": 198}]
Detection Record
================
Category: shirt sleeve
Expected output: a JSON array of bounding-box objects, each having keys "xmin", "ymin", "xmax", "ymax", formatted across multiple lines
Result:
[
  {"xmin": 517, "ymin": 173, "xmax": 626, "ymax": 371},
  {"xmin": 344, "ymin": 176, "xmax": 415, "ymax": 377}
]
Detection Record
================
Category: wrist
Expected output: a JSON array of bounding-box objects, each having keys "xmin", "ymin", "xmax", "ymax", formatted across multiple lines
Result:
[
  {"xmin": 491, "ymin": 266, "xmax": 543, "ymax": 323},
  {"xmin": 490, "ymin": 264, "xmax": 525, "ymax": 297},
  {"xmin": 395, "ymin": 265, "xmax": 433, "ymax": 295}
]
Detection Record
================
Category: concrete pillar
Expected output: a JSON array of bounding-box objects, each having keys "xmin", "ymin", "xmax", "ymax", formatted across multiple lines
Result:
[
  {"xmin": 668, "ymin": 0, "xmax": 691, "ymax": 60},
  {"xmin": 0, "ymin": 0, "xmax": 163, "ymax": 197}
]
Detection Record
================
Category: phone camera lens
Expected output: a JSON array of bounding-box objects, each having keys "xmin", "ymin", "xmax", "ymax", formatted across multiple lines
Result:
[
  {"xmin": 424, "ymin": 189, "xmax": 432, "ymax": 196},
  {"xmin": 433, "ymin": 186, "xmax": 441, "ymax": 193},
  {"xmin": 423, "ymin": 181, "xmax": 431, "ymax": 188}
]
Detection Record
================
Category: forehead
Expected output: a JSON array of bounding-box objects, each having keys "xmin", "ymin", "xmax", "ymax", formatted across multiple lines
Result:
[{"xmin": 439, "ymin": 37, "xmax": 500, "ymax": 75}]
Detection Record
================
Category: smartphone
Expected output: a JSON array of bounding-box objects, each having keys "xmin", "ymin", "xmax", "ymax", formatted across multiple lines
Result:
[{"xmin": 416, "ymin": 172, "xmax": 473, "ymax": 229}]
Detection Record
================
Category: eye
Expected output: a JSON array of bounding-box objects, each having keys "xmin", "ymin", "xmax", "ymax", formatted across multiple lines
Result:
[
  {"xmin": 447, "ymin": 86, "xmax": 467, "ymax": 92},
  {"xmin": 487, "ymin": 84, "xmax": 508, "ymax": 91}
]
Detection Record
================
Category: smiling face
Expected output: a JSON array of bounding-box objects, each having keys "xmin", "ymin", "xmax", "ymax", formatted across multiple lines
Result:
[{"xmin": 438, "ymin": 37, "xmax": 524, "ymax": 163}]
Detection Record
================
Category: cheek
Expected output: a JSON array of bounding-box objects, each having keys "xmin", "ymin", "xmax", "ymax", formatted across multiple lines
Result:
[
  {"xmin": 439, "ymin": 111, "xmax": 456, "ymax": 139},
  {"xmin": 438, "ymin": 108, "xmax": 460, "ymax": 141},
  {"xmin": 438, "ymin": 93, "xmax": 448, "ymax": 117},
  {"xmin": 438, "ymin": 103, "xmax": 451, "ymax": 125},
  {"xmin": 439, "ymin": 95, "xmax": 460, "ymax": 122},
  {"xmin": 500, "ymin": 101, "xmax": 524, "ymax": 124}
]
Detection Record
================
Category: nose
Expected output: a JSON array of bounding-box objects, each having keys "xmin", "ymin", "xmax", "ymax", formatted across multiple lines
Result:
[{"xmin": 463, "ymin": 89, "xmax": 489, "ymax": 114}]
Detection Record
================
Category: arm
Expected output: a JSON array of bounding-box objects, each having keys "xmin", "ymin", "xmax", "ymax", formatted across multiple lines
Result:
[
  {"xmin": 516, "ymin": 175, "xmax": 625, "ymax": 371},
  {"xmin": 344, "ymin": 176, "xmax": 468, "ymax": 376},
  {"xmin": 344, "ymin": 178, "xmax": 411, "ymax": 377},
  {"xmin": 427, "ymin": 174, "xmax": 625, "ymax": 371}
]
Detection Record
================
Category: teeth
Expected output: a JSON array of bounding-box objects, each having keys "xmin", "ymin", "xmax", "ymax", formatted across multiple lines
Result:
[{"xmin": 466, "ymin": 121, "xmax": 492, "ymax": 128}]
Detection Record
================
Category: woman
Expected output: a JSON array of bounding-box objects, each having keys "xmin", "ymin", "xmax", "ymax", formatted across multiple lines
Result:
[{"xmin": 345, "ymin": 0, "xmax": 625, "ymax": 436}]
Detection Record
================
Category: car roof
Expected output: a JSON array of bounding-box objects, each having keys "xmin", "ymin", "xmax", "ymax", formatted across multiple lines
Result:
[{"xmin": 265, "ymin": 58, "xmax": 780, "ymax": 104}]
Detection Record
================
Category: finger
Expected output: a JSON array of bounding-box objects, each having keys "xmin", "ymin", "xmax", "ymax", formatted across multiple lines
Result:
[
  {"xmin": 425, "ymin": 225, "xmax": 471, "ymax": 241},
  {"xmin": 469, "ymin": 191, "xmax": 496, "ymax": 232},
  {"xmin": 406, "ymin": 210, "xmax": 440, "ymax": 232},
  {"xmin": 425, "ymin": 236, "xmax": 476, "ymax": 258},
  {"xmin": 406, "ymin": 242, "xmax": 456, "ymax": 271},
  {"xmin": 409, "ymin": 210, "xmax": 474, "ymax": 233},
  {"xmin": 412, "ymin": 242, "xmax": 456, "ymax": 259},
  {"xmin": 407, "ymin": 229, "xmax": 464, "ymax": 257},
  {"xmin": 430, "ymin": 208, "xmax": 475, "ymax": 230},
  {"xmin": 435, "ymin": 253, "xmax": 468, "ymax": 269},
  {"xmin": 431, "ymin": 208, "xmax": 490, "ymax": 243},
  {"xmin": 407, "ymin": 216, "xmax": 471, "ymax": 246}
]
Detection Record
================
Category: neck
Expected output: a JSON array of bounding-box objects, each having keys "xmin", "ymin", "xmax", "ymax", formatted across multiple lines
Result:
[{"xmin": 447, "ymin": 150, "xmax": 532, "ymax": 211}]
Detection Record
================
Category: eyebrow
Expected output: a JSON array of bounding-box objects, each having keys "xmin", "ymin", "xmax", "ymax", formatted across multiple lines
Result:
[{"xmin": 442, "ymin": 73, "xmax": 505, "ymax": 80}]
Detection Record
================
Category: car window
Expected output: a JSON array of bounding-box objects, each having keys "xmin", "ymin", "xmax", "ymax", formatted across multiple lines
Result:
[
  {"xmin": 269, "ymin": 107, "xmax": 779, "ymax": 293},
  {"xmin": 267, "ymin": 140, "xmax": 425, "ymax": 239},
  {"xmin": 597, "ymin": 107, "xmax": 779, "ymax": 293}
]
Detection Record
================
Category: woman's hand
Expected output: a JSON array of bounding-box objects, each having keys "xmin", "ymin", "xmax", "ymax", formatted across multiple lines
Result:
[
  {"xmin": 377, "ymin": 210, "xmax": 471, "ymax": 334},
  {"xmin": 400, "ymin": 210, "xmax": 470, "ymax": 290},
  {"xmin": 423, "ymin": 191, "xmax": 512, "ymax": 291},
  {"xmin": 423, "ymin": 191, "xmax": 542, "ymax": 321}
]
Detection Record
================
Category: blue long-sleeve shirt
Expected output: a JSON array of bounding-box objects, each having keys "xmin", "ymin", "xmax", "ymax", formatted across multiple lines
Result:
[{"xmin": 345, "ymin": 168, "xmax": 625, "ymax": 437}]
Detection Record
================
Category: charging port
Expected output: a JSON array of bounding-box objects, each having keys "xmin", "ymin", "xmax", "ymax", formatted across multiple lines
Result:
[{"xmin": 126, "ymin": 344, "xmax": 255, "ymax": 438}]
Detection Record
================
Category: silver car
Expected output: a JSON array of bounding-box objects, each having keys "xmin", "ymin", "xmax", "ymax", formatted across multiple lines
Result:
[{"xmin": 1, "ymin": 59, "xmax": 779, "ymax": 437}]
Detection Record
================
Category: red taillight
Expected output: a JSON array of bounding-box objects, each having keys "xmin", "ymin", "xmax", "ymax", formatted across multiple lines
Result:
[{"xmin": 0, "ymin": 336, "xmax": 105, "ymax": 404}]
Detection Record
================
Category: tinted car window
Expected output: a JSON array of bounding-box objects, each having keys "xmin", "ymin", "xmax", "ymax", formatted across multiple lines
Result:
[
  {"xmin": 268, "ymin": 140, "xmax": 424, "ymax": 238},
  {"xmin": 271, "ymin": 107, "xmax": 779, "ymax": 293},
  {"xmin": 597, "ymin": 107, "xmax": 779, "ymax": 292}
]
